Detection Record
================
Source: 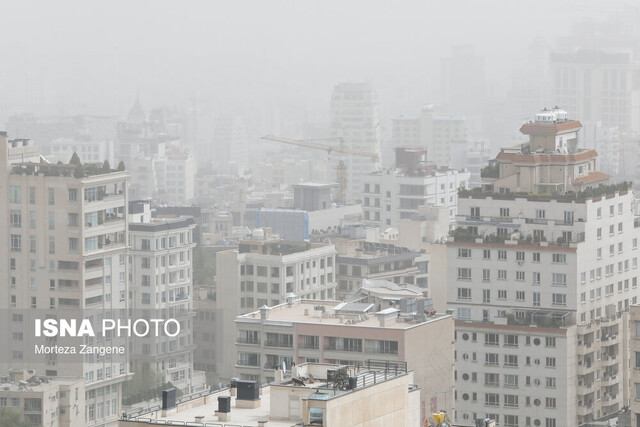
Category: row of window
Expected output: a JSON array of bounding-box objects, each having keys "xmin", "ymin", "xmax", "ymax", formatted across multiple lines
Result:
[
  {"xmin": 457, "ymin": 288, "xmax": 566, "ymax": 306},
  {"xmin": 458, "ymin": 248, "xmax": 570, "ymax": 263}
]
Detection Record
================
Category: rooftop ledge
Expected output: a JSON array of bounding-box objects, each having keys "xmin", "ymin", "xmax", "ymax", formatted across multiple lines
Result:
[{"xmin": 458, "ymin": 181, "xmax": 631, "ymax": 203}]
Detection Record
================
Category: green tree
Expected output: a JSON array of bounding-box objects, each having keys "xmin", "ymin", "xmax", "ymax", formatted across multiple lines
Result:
[
  {"xmin": 69, "ymin": 151, "xmax": 82, "ymax": 166},
  {"xmin": 0, "ymin": 408, "xmax": 31, "ymax": 427},
  {"xmin": 102, "ymin": 160, "xmax": 111, "ymax": 172},
  {"xmin": 193, "ymin": 247, "xmax": 216, "ymax": 286},
  {"xmin": 117, "ymin": 160, "xmax": 126, "ymax": 171}
]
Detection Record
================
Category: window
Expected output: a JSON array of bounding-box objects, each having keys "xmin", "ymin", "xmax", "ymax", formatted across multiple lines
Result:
[
  {"xmin": 504, "ymin": 415, "xmax": 519, "ymax": 427},
  {"xmin": 497, "ymin": 270, "xmax": 506, "ymax": 280},
  {"xmin": 48, "ymin": 212, "xmax": 55, "ymax": 230},
  {"xmin": 504, "ymin": 394, "xmax": 518, "ymax": 408},
  {"xmin": 49, "ymin": 236, "xmax": 55, "ymax": 254},
  {"xmin": 10, "ymin": 210, "xmax": 21, "ymax": 228},
  {"xmin": 532, "ymin": 272, "xmax": 541, "ymax": 284},
  {"xmin": 533, "ymin": 292, "xmax": 541, "ymax": 306},
  {"xmin": 516, "ymin": 251, "xmax": 525, "ymax": 261},
  {"xmin": 552, "ymin": 254, "xmax": 566, "ymax": 263},
  {"xmin": 458, "ymin": 248, "xmax": 471, "ymax": 258},
  {"xmin": 533, "ymin": 252, "xmax": 540, "ymax": 262},
  {"xmin": 498, "ymin": 250, "xmax": 507, "ymax": 260},
  {"xmin": 68, "ymin": 188, "xmax": 77, "ymax": 201},
  {"xmin": 10, "ymin": 186, "xmax": 21, "ymax": 203},
  {"xmin": 457, "ymin": 288, "xmax": 471, "ymax": 300},
  {"xmin": 545, "ymin": 337, "xmax": 556, "ymax": 348},
  {"xmin": 485, "ymin": 334, "xmax": 499, "ymax": 346},
  {"xmin": 482, "ymin": 269, "xmax": 490, "ymax": 281},
  {"xmin": 552, "ymin": 273, "xmax": 566, "ymax": 286},
  {"xmin": 498, "ymin": 290, "xmax": 507, "ymax": 299},
  {"xmin": 483, "ymin": 289, "xmax": 491, "ymax": 303},
  {"xmin": 499, "ymin": 208, "xmax": 510, "ymax": 217},
  {"xmin": 504, "ymin": 355, "xmax": 518, "ymax": 367},
  {"xmin": 516, "ymin": 291, "xmax": 525, "ymax": 301},
  {"xmin": 48, "ymin": 187, "xmax": 55, "ymax": 204},
  {"xmin": 10, "ymin": 234, "xmax": 21, "ymax": 252},
  {"xmin": 485, "ymin": 353, "xmax": 498, "ymax": 366},
  {"xmin": 68, "ymin": 238, "xmax": 78, "ymax": 252},
  {"xmin": 552, "ymin": 294, "xmax": 566, "ymax": 306},
  {"xmin": 457, "ymin": 268, "xmax": 471, "ymax": 280},
  {"xmin": 505, "ymin": 335, "xmax": 518, "ymax": 347},
  {"xmin": 457, "ymin": 308, "xmax": 471, "ymax": 320},
  {"xmin": 485, "ymin": 393, "xmax": 499, "ymax": 407},
  {"xmin": 483, "ymin": 249, "xmax": 491, "ymax": 259},
  {"xmin": 535, "ymin": 209, "xmax": 545, "ymax": 219},
  {"xmin": 485, "ymin": 373, "xmax": 499, "ymax": 387},
  {"xmin": 516, "ymin": 271, "xmax": 525, "ymax": 281},
  {"xmin": 546, "ymin": 357, "xmax": 556, "ymax": 368},
  {"xmin": 545, "ymin": 397, "xmax": 556, "ymax": 408}
]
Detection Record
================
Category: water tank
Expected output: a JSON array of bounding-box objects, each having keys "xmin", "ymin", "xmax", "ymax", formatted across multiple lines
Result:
[
  {"xmin": 218, "ymin": 396, "xmax": 231, "ymax": 413},
  {"xmin": 237, "ymin": 380, "xmax": 259, "ymax": 400},
  {"xmin": 161, "ymin": 388, "xmax": 176, "ymax": 410}
]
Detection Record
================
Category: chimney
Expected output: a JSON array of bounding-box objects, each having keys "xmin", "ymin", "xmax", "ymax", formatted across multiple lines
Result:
[
  {"xmin": 286, "ymin": 293, "xmax": 296, "ymax": 306},
  {"xmin": 259, "ymin": 305, "xmax": 270, "ymax": 320}
]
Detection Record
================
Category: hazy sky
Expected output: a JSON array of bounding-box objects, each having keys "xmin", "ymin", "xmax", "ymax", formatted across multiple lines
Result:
[{"xmin": 0, "ymin": 0, "xmax": 635, "ymax": 124}]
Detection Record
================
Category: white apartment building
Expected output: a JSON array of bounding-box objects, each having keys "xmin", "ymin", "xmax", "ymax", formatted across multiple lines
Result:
[
  {"xmin": 127, "ymin": 201, "xmax": 206, "ymax": 395},
  {"xmin": 448, "ymin": 186, "xmax": 640, "ymax": 426},
  {"xmin": 0, "ymin": 133, "xmax": 130, "ymax": 427},
  {"xmin": 155, "ymin": 141, "xmax": 196, "ymax": 205},
  {"xmin": 391, "ymin": 106, "xmax": 467, "ymax": 166},
  {"xmin": 330, "ymin": 82, "xmax": 382, "ymax": 203},
  {"xmin": 216, "ymin": 229, "xmax": 337, "ymax": 384},
  {"xmin": 361, "ymin": 165, "xmax": 469, "ymax": 228},
  {"xmin": 550, "ymin": 48, "xmax": 640, "ymax": 133},
  {"xmin": 629, "ymin": 304, "xmax": 640, "ymax": 427}
]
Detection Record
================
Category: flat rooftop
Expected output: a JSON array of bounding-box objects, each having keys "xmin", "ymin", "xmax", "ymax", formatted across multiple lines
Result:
[{"xmin": 238, "ymin": 299, "xmax": 447, "ymax": 329}]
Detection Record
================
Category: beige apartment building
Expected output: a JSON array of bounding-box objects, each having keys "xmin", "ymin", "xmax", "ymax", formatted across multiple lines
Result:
[
  {"xmin": 234, "ymin": 297, "xmax": 454, "ymax": 423},
  {"xmin": 482, "ymin": 107, "xmax": 609, "ymax": 194},
  {"xmin": 0, "ymin": 369, "xmax": 85, "ymax": 427},
  {"xmin": 216, "ymin": 229, "xmax": 338, "ymax": 384},
  {"xmin": 0, "ymin": 133, "xmax": 131, "ymax": 426}
]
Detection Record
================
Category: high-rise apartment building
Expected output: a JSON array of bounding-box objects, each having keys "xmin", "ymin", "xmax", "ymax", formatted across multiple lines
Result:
[
  {"xmin": 216, "ymin": 229, "xmax": 337, "ymax": 384},
  {"xmin": 550, "ymin": 49, "xmax": 640, "ymax": 133},
  {"xmin": 391, "ymin": 106, "xmax": 467, "ymax": 166},
  {"xmin": 0, "ymin": 133, "xmax": 130, "ymax": 426},
  {"xmin": 448, "ymin": 111, "xmax": 639, "ymax": 426},
  {"xmin": 127, "ymin": 201, "xmax": 206, "ymax": 395},
  {"xmin": 330, "ymin": 82, "xmax": 381, "ymax": 203},
  {"xmin": 361, "ymin": 149, "xmax": 469, "ymax": 229}
]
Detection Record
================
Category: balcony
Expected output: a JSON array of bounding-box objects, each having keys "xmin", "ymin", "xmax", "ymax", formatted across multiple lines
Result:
[
  {"xmin": 264, "ymin": 341, "xmax": 293, "ymax": 348},
  {"xmin": 236, "ymin": 338, "xmax": 260, "ymax": 346}
]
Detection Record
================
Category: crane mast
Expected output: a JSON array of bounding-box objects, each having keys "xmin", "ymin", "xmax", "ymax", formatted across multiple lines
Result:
[{"xmin": 261, "ymin": 135, "xmax": 379, "ymax": 204}]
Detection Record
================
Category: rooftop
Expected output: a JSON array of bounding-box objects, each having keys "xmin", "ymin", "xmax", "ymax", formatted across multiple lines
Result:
[
  {"xmin": 129, "ymin": 216, "xmax": 196, "ymax": 232},
  {"xmin": 237, "ymin": 299, "xmax": 446, "ymax": 329},
  {"xmin": 458, "ymin": 181, "xmax": 631, "ymax": 203},
  {"xmin": 122, "ymin": 362, "xmax": 415, "ymax": 427}
]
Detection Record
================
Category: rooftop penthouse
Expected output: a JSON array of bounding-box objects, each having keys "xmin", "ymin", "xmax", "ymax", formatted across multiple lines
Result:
[{"xmin": 481, "ymin": 107, "xmax": 611, "ymax": 193}]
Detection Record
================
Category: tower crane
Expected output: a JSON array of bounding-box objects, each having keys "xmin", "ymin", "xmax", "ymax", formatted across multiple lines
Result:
[{"xmin": 261, "ymin": 135, "xmax": 379, "ymax": 204}]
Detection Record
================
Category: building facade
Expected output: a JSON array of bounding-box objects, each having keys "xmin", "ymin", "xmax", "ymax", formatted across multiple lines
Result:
[
  {"xmin": 362, "ymin": 165, "xmax": 469, "ymax": 228},
  {"xmin": 235, "ymin": 298, "xmax": 454, "ymax": 423},
  {"xmin": 330, "ymin": 82, "xmax": 382, "ymax": 203},
  {"xmin": 0, "ymin": 133, "xmax": 130, "ymax": 426},
  {"xmin": 216, "ymin": 230, "xmax": 338, "ymax": 384},
  {"xmin": 127, "ymin": 201, "xmax": 206, "ymax": 395}
]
